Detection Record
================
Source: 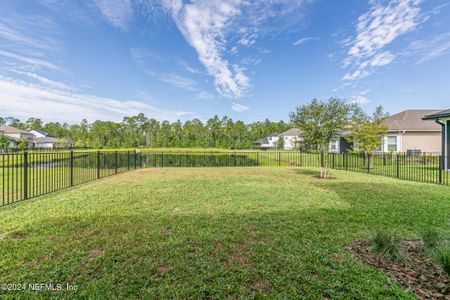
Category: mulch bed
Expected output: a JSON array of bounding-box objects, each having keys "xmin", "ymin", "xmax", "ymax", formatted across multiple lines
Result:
[{"xmin": 347, "ymin": 239, "xmax": 449, "ymax": 299}]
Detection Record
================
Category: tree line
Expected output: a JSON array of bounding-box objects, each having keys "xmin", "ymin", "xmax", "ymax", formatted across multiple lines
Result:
[{"xmin": 0, "ymin": 115, "xmax": 290, "ymax": 149}]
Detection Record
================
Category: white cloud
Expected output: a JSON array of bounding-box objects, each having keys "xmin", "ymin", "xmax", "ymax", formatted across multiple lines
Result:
[
  {"xmin": 195, "ymin": 90, "xmax": 215, "ymax": 100},
  {"xmin": 0, "ymin": 76, "xmax": 190, "ymax": 123},
  {"xmin": 10, "ymin": 70, "xmax": 74, "ymax": 91},
  {"xmin": 230, "ymin": 102, "xmax": 249, "ymax": 112},
  {"xmin": 369, "ymin": 51, "xmax": 396, "ymax": 66},
  {"xmin": 350, "ymin": 96, "xmax": 370, "ymax": 105},
  {"xmin": 0, "ymin": 50, "xmax": 60, "ymax": 70},
  {"xmin": 163, "ymin": 0, "xmax": 310, "ymax": 98},
  {"xmin": 93, "ymin": 0, "xmax": 134, "ymax": 29},
  {"xmin": 293, "ymin": 37, "xmax": 318, "ymax": 46},
  {"xmin": 164, "ymin": 0, "xmax": 250, "ymax": 98},
  {"xmin": 402, "ymin": 32, "xmax": 450, "ymax": 64},
  {"xmin": 159, "ymin": 73, "xmax": 199, "ymax": 91},
  {"xmin": 342, "ymin": 69, "xmax": 370, "ymax": 81},
  {"xmin": 343, "ymin": 0, "xmax": 421, "ymax": 80}
]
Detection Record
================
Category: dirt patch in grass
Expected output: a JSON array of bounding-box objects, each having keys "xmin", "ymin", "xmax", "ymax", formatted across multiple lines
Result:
[
  {"xmin": 348, "ymin": 239, "xmax": 449, "ymax": 299},
  {"xmin": 1, "ymin": 231, "xmax": 29, "ymax": 241},
  {"xmin": 88, "ymin": 248, "xmax": 104, "ymax": 260},
  {"xmin": 157, "ymin": 263, "xmax": 173, "ymax": 276},
  {"xmin": 229, "ymin": 252, "xmax": 251, "ymax": 267},
  {"xmin": 227, "ymin": 226, "xmax": 265, "ymax": 267},
  {"xmin": 253, "ymin": 278, "xmax": 272, "ymax": 292}
]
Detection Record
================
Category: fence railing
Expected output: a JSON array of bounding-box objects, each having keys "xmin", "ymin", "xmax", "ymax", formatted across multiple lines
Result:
[
  {"xmin": 0, "ymin": 150, "xmax": 448, "ymax": 207},
  {"xmin": 0, "ymin": 150, "xmax": 141, "ymax": 206}
]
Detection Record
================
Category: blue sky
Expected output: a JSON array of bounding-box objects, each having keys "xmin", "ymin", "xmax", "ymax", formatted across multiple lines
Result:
[{"xmin": 1, "ymin": 0, "xmax": 450, "ymax": 123}]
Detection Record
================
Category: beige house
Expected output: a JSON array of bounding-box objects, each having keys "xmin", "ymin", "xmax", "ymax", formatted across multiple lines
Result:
[
  {"xmin": 381, "ymin": 110, "xmax": 443, "ymax": 153},
  {"xmin": 0, "ymin": 125, "xmax": 34, "ymax": 148}
]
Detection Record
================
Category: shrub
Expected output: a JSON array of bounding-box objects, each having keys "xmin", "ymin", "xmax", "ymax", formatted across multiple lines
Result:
[
  {"xmin": 420, "ymin": 228, "xmax": 442, "ymax": 250},
  {"xmin": 371, "ymin": 230, "xmax": 404, "ymax": 262},
  {"xmin": 435, "ymin": 244, "xmax": 450, "ymax": 275}
]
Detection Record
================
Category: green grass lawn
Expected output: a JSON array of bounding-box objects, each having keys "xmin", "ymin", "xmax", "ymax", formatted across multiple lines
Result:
[{"xmin": 0, "ymin": 167, "xmax": 449, "ymax": 299}]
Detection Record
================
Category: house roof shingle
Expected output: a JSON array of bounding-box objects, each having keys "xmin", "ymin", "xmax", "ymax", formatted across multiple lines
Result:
[
  {"xmin": 0, "ymin": 125, "xmax": 30, "ymax": 134},
  {"xmin": 422, "ymin": 109, "xmax": 450, "ymax": 120},
  {"xmin": 280, "ymin": 128, "xmax": 301, "ymax": 136},
  {"xmin": 384, "ymin": 110, "xmax": 442, "ymax": 132}
]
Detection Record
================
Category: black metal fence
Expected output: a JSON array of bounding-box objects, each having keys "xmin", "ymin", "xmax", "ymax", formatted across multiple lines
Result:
[
  {"xmin": 0, "ymin": 151, "xmax": 140, "ymax": 206},
  {"xmin": 1, "ymin": 150, "xmax": 448, "ymax": 207}
]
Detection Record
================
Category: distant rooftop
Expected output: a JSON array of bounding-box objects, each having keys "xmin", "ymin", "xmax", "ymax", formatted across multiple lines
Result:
[
  {"xmin": 31, "ymin": 129, "xmax": 53, "ymax": 137},
  {"xmin": 385, "ymin": 110, "xmax": 442, "ymax": 132},
  {"xmin": 280, "ymin": 128, "xmax": 301, "ymax": 136},
  {"xmin": 0, "ymin": 125, "xmax": 30, "ymax": 134},
  {"xmin": 422, "ymin": 109, "xmax": 450, "ymax": 120}
]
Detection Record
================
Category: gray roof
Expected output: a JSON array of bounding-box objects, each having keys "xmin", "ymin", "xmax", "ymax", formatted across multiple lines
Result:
[
  {"xmin": 422, "ymin": 109, "xmax": 450, "ymax": 120},
  {"xmin": 33, "ymin": 137, "xmax": 60, "ymax": 143},
  {"xmin": 279, "ymin": 128, "xmax": 301, "ymax": 136},
  {"xmin": 31, "ymin": 129, "xmax": 53, "ymax": 137},
  {"xmin": 384, "ymin": 110, "xmax": 442, "ymax": 132},
  {"xmin": 0, "ymin": 125, "xmax": 30, "ymax": 134}
]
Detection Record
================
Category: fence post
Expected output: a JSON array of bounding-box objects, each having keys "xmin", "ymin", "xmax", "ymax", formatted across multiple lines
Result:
[
  {"xmin": 134, "ymin": 150, "xmax": 137, "ymax": 169},
  {"xmin": 332, "ymin": 153, "xmax": 335, "ymax": 169},
  {"xmin": 161, "ymin": 152, "xmax": 164, "ymax": 168},
  {"xmin": 367, "ymin": 153, "xmax": 370, "ymax": 173},
  {"xmin": 97, "ymin": 150, "xmax": 100, "ymax": 179},
  {"xmin": 278, "ymin": 151, "xmax": 281, "ymax": 167},
  {"xmin": 320, "ymin": 151, "xmax": 324, "ymax": 168},
  {"xmin": 256, "ymin": 151, "xmax": 259, "ymax": 166},
  {"xmin": 345, "ymin": 153, "xmax": 348, "ymax": 170},
  {"xmin": 23, "ymin": 151, "xmax": 28, "ymax": 200},
  {"xmin": 127, "ymin": 151, "xmax": 130, "ymax": 171},
  {"xmin": 70, "ymin": 150, "xmax": 74, "ymax": 186},
  {"xmin": 115, "ymin": 151, "xmax": 118, "ymax": 174},
  {"xmin": 396, "ymin": 154, "xmax": 400, "ymax": 178},
  {"xmin": 439, "ymin": 156, "xmax": 443, "ymax": 184}
]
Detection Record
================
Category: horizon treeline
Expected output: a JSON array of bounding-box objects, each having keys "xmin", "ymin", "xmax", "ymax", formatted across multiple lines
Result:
[{"xmin": 0, "ymin": 114, "xmax": 290, "ymax": 149}]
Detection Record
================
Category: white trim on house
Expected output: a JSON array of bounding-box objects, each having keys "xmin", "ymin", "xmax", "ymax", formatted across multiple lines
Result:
[{"xmin": 381, "ymin": 134, "xmax": 402, "ymax": 152}]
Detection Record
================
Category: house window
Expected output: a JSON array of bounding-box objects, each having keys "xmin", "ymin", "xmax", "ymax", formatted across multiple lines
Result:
[
  {"xmin": 375, "ymin": 137, "xmax": 384, "ymax": 152},
  {"xmin": 387, "ymin": 136, "xmax": 398, "ymax": 152},
  {"xmin": 329, "ymin": 138, "xmax": 338, "ymax": 151}
]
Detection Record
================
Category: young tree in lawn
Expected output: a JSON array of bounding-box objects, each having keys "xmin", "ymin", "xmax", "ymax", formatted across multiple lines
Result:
[
  {"xmin": 277, "ymin": 136, "xmax": 285, "ymax": 150},
  {"xmin": 348, "ymin": 105, "xmax": 389, "ymax": 168},
  {"xmin": 290, "ymin": 98, "xmax": 353, "ymax": 178},
  {"xmin": 0, "ymin": 135, "xmax": 12, "ymax": 149}
]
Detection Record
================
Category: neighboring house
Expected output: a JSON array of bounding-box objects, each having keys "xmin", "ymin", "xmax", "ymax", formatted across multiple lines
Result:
[
  {"xmin": 328, "ymin": 135, "xmax": 353, "ymax": 154},
  {"xmin": 278, "ymin": 128, "xmax": 302, "ymax": 150},
  {"xmin": 29, "ymin": 129, "xmax": 52, "ymax": 138},
  {"xmin": 0, "ymin": 125, "xmax": 34, "ymax": 140},
  {"xmin": 423, "ymin": 109, "xmax": 450, "ymax": 170},
  {"xmin": 29, "ymin": 130, "xmax": 62, "ymax": 149},
  {"xmin": 380, "ymin": 110, "xmax": 442, "ymax": 153},
  {"xmin": 0, "ymin": 126, "xmax": 73, "ymax": 149},
  {"xmin": 253, "ymin": 128, "xmax": 302, "ymax": 150},
  {"xmin": 253, "ymin": 133, "xmax": 280, "ymax": 149},
  {"xmin": 0, "ymin": 125, "xmax": 34, "ymax": 148}
]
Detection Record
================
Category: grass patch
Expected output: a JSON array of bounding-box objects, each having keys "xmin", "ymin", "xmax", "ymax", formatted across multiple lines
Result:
[
  {"xmin": 435, "ymin": 245, "xmax": 450, "ymax": 275},
  {"xmin": 420, "ymin": 228, "xmax": 443, "ymax": 250},
  {"xmin": 371, "ymin": 230, "xmax": 405, "ymax": 262},
  {"xmin": 0, "ymin": 167, "xmax": 449, "ymax": 298}
]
